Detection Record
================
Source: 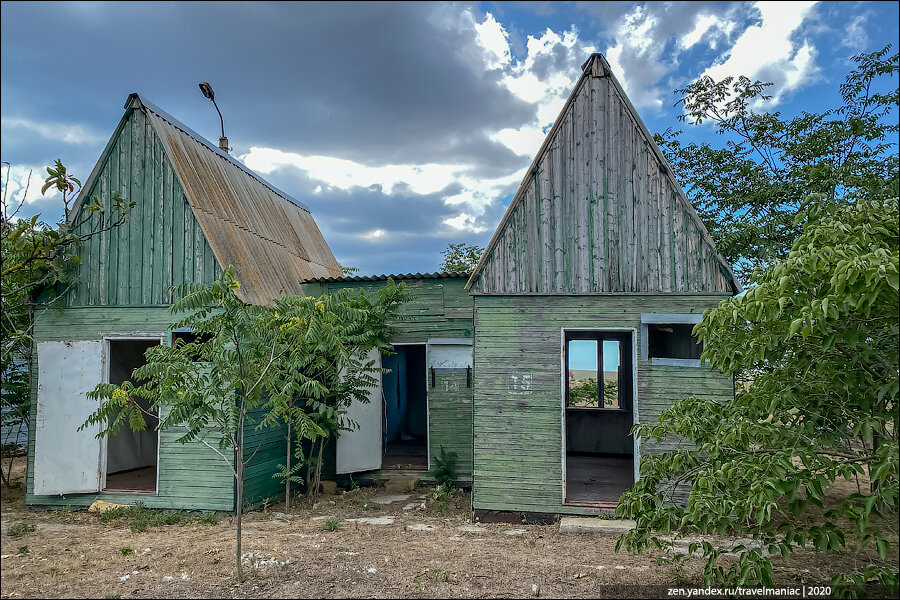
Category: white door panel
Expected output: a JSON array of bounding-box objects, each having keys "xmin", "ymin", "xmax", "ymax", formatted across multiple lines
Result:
[
  {"xmin": 33, "ymin": 341, "xmax": 104, "ymax": 495},
  {"xmin": 335, "ymin": 348, "xmax": 383, "ymax": 474}
]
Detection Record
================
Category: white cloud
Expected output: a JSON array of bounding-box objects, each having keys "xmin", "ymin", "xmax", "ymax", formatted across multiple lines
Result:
[
  {"xmin": 0, "ymin": 163, "xmax": 61, "ymax": 212},
  {"xmin": 239, "ymin": 146, "xmax": 521, "ymax": 225},
  {"xmin": 680, "ymin": 14, "xmax": 734, "ymax": 51},
  {"xmin": 1, "ymin": 116, "xmax": 104, "ymax": 146},
  {"xmin": 701, "ymin": 1, "xmax": 820, "ymax": 104},
  {"xmin": 841, "ymin": 13, "xmax": 869, "ymax": 50},
  {"xmin": 474, "ymin": 12, "xmax": 511, "ymax": 69}
]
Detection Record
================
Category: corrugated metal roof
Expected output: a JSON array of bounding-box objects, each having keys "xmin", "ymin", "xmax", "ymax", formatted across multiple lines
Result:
[
  {"xmin": 125, "ymin": 94, "xmax": 343, "ymax": 305},
  {"xmin": 303, "ymin": 271, "xmax": 471, "ymax": 284}
]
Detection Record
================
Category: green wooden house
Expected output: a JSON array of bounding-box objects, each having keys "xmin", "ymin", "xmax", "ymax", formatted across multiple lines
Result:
[
  {"xmin": 465, "ymin": 54, "xmax": 739, "ymax": 517},
  {"xmin": 25, "ymin": 93, "xmax": 343, "ymax": 511},
  {"xmin": 300, "ymin": 273, "xmax": 474, "ymax": 483}
]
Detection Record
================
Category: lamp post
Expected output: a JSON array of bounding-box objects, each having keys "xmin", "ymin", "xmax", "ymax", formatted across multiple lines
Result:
[{"xmin": 198, "ymin": 81, "xmax": 229, "ymax": 153}]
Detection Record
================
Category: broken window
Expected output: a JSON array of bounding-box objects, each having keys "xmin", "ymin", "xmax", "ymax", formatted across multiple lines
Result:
[
  {"xmin": 565, "ymin": 332, "xmax": 632, "ymax": 410},
  {"xmin": 647, "ymin": 324, "xmax": 702, "ymax": 360}
]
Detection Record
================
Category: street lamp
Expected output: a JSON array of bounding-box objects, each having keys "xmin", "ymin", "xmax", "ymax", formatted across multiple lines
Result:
[{"xmin": 198, "ymin": 81, "xmax": 229, "ymax": 153}]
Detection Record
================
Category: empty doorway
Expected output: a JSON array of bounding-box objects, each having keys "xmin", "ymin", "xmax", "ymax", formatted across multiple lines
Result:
[
  {"xmin": 381, "ymin": 345, "xmax": 428, "ymax": 470},
  {"xmin": 564, "ymin": 330, "xmax": 635, "ymax": 506},
  {"xmin": 104, "ymin": 338, "xmax": 160, "ymax": 492}
]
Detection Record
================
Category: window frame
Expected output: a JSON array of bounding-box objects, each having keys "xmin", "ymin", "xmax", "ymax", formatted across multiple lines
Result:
[
  {"xmin": 640, "ymin": 313, "xmax": 704, "ymax": 367},
  {"xmin": 564, "ymin": 330, "xmax": 633, "ymax": 411}
]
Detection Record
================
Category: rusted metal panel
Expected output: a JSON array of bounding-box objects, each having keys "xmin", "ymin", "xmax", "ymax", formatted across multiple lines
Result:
[{"xmin": 143, "ymin": 101, "xmax": 342, "ymax": 305}]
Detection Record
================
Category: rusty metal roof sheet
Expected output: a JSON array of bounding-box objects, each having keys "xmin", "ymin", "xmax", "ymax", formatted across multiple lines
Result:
[
  {"xmin": 303, "ymin": 271, "xmax": 471, "ymax": 284},
  {"xmin": 129, "ymin": 94, "xmax": 342, "ymax": 305}
]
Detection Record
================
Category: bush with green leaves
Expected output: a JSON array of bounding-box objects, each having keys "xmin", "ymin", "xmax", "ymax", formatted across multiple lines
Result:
[
  {"xmin": 433, "ymin": 446, "xmax": 458, "ymax": 488},
  {"xmin": 616, "ymin": 196, "xmax": 899, "ymax": 593}
]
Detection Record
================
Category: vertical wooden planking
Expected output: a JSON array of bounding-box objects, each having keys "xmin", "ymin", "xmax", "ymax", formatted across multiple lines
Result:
[
  {"xmin": 141, "ymin": 113, "xmax": 153, "ymax": 306},
  {"xmin": 540, "ymin": 158, "xmax": 553, "ymax": 292},
  {"xmin": 117, "ymin": 114, "xmax": 131, "ymax": 305},
  {"xmin": 592, "ymin": 76, "xmax": 607, "ymax": 292},
  {"xmin": 130, "ymin": 109, "xmax": 144, "ymax": 305},
  {"xmin": 606, "ymin": 82, "xmax": 620, "ymax": 291}
]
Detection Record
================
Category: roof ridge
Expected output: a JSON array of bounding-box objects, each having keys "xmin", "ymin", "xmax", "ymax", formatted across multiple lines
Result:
[{"xmin": 127, "ymin": 93, "xmax": 311, "ymax": 214}]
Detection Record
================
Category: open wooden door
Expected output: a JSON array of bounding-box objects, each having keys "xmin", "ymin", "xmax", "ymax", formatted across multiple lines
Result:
[
  {"xmin": 33, "ymin": 341, "xmax": 105, "ymax": 495},
  {"xmin": 335, "ymin": 348, "xmax": 383, "ymax": 474}
]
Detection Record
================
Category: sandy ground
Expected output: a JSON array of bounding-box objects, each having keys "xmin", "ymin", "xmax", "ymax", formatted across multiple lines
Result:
[{"xmin": 0, "ymin": 456, "xmax": 895, "ymax": 599}]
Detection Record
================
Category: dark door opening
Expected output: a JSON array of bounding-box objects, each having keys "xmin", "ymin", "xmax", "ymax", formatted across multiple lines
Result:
[
  {"xmin": 381, "ymin": 345, "xmax": 428, "ymax": 470},
  {"xmin": 104, "ymin": 339, "xmax": 159, "ymax": 493},
  {"xmin": 564, "ymin": 331, "xmax": 635, "ymax": 506}
]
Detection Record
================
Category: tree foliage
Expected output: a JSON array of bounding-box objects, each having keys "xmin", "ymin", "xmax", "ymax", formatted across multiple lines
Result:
[
  {"xmin": 81, "ymin": 266, "xmax": 411, "ymax": 580},
  {"xmin": 439, "ymin": 242, "xmax": 484, "ymax": 273},
  {"xmin": 657, "ymin": 45, "xmax": 898, "ymax": 283},
  {"xmin": 1, "ymin": 160, "xmax": 132, "ymax": 486},
  {"xmin": 616, "ymin": 196, "xmax": 899, "ymax": 593}
]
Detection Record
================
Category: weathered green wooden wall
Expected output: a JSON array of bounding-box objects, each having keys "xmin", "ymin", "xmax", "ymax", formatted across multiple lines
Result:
[
  {"xmin": 26, "ymin": 307, "xmax": 235, "ymax": 511},
  {"xmin": 307, "ymin": 277, "xmax": 474, "ymax": 342},
  {"xmin": 468, "ymin": 56, "xmax": 734, "ymax": 295},
  {"xmin": 242, "ymin": 405, "xmax": 289, "ymax": 507},
  {"xmin": 66, "ymin": 106, "xmax": 220, "ymax": 307},
  {"xmin": 471, "ymin": 294, "xmax": 733, "ymax": 515},
  {"xmin": 430, "ymin": 372, "xmax": 473, "ymax": 480}
]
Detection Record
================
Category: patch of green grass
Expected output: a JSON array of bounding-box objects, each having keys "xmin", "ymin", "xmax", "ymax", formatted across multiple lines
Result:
[
  {"xmin": 425, "ymin": 568, "xmax": 452, "ymax": 583},
  {"xmin": 119, "ymin": 546, "xmax": 133, "ymax": 556},
  {"xmin": 17, "ymin": 545, "xmax": 29, "ymax": 556},
  {"xmin": 324, "ymin": 517, "xmax": 341, "ymax": 532},
  {"xmin": 97, "ymin": 504, "xmax": 186, "ymax": 532},
  {"xmin": 199, "ymin": 512, "xmax": 219, "ymax": 525},
  {"xmin": 7, "ymin": 521, "xmax": 36, "ymax": 537}
]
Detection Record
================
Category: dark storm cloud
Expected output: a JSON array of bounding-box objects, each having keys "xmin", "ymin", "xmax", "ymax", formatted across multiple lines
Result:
[
  {"xmin": 260, "ymin": 164, "xmax": 502, "ymax": 274},
  {"xmin": 1, "ymin": 1, "xmax": 532, "ymax": 170}
]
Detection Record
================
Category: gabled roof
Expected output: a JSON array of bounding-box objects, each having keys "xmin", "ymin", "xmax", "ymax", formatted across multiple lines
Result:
[
  {"xmin": 466, "ymin": 54, "xmax": 739, "ymax": 295},
  {"xmin": 73, "ymin": 94, "xmax": 343, "ymax": 305}
]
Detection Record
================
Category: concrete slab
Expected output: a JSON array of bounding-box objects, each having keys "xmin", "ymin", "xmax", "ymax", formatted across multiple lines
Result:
[
  {"xmin": 502, "ymin": 528, "xmax": 527, "ymax": 536},
  {"xmin": 456, "ymin": 524, "xmax": 485, "ymax": 533},
  {"xmin": 346, "ymin": 516, "xmax": 395, "ymax": 526},
  {"xmin": 372, "ymin": 494, "xmax": 411, "ymax": 505},
  {"xmin": 406, "ymin": 524, "xmax": 437, "ymax": 532},
  {"xmin": 559, "ymin": 517, "xmax": 636, "ymax": 534}
]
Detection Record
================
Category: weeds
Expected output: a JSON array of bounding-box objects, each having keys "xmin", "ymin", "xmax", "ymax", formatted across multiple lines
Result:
[
  {"xmin": 97, "ymin": 504, "xmax": 186, "ymax": 532},
  {"xmin": 6, "ymin": 521, "xmax": 35, "ymax": 537},
  {"xmin": 324, "ymin": 517, "xmax": 341, "ymax": 532},
  {"xmin": 429, "ymin": 484, "xmax": 452, "ymax": 514},
  {"xmin": 17, "ymin": 545, "xmax": 29, "ymax": 555},
  {"xmin": 119, "ymin": 547, "xmax": 133, "ymax": 556},
  {"xmin": 433, "ymin": 446, "xmax": 458, "ymax": 488},
  {"xmin": 425, "ymin": 568, "xmax": 452, "ymax": 583},
  {"xmin": 199, "ymin": 512, "xmax": 219, "ymax": 525}
]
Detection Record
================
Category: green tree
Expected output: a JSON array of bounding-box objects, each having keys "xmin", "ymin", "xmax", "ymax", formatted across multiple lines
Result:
[
  {"xmin": 616, "ymin": 196, "xmax": 899, "ymax": 592},
  {"xmin": 262, "ymin": 281, "xmax": 412, "ymax": 509},
  {"xmin": 439, "ymin": 242, "xmax": 484, "ymax": 272},
  {"xmin": 657, "ymin": 46, "xmax": 898, "ymax": 283},
  {"xmin": 81, "ymin": 267, "xmax": 410, "ymax": 580},
  {"xmin": 1, "ymin": 160, "xmax": 132, "ymax": 486}
]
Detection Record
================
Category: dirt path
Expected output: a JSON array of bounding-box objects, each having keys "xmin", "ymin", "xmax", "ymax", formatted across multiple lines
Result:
[{"xmin": 0, "ymin": 458, "xmax": 875, "ymax": 598}]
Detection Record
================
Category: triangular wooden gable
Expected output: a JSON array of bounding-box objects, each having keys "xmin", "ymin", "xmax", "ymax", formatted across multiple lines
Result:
[{"xmin": 466, "ymin": 54, "xmax": 738, "ymax": 295}]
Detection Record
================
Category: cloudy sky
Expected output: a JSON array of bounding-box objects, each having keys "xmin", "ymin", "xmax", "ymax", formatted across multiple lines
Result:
[{"xmin": 2, "ymin": 1, "xmax": 897, "ymax": 275}]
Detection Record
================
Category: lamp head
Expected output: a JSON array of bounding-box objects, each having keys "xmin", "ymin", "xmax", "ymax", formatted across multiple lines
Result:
[{"xmin": 198, "ymin": 81, "xmax": 215, "ymax": 101}]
